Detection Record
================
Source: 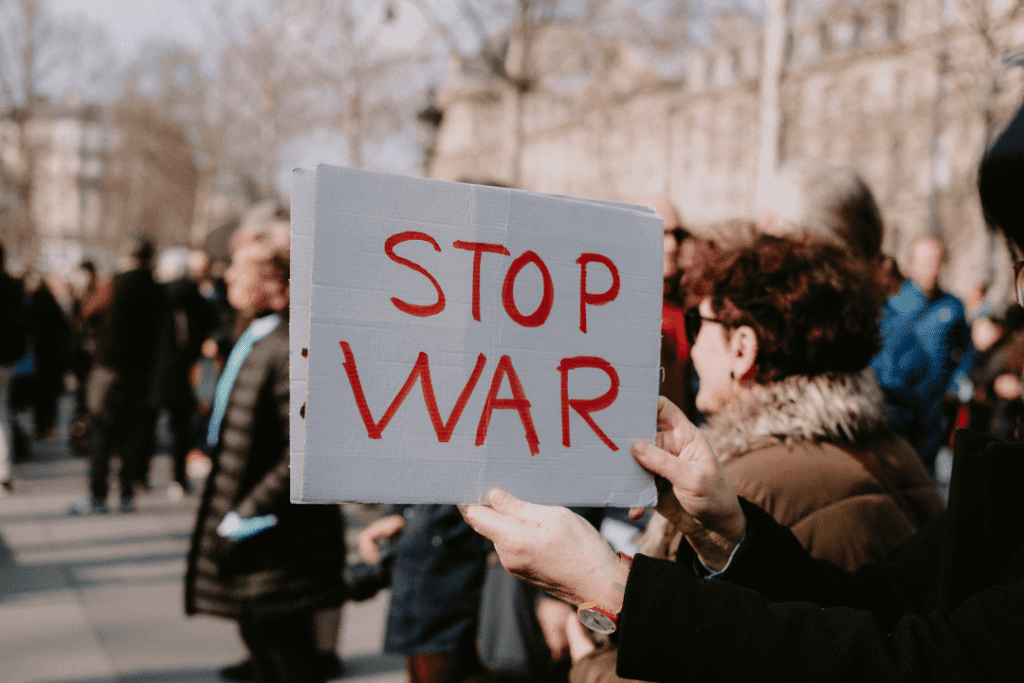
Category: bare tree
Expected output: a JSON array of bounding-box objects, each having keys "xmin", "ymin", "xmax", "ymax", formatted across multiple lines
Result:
[
  {"xmin": 97, "ymin": 91, "xmax": 199, "ymax": 252},
  {"xmin": 267, "ymin": 0, "xmax": 436, "ymax": 171},
  {"xmin": 952, "ymin": 0, "xmax": 1024, "ymax": 144},
  {"xmin": 411, "ymin": 0, "xmax": 692, "ymax": 186}
]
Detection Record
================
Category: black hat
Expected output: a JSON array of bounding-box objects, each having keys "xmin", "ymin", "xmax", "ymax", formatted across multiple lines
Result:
[{"xmin": 980, "ymin": 96, "xmax": 1024, "ymax": 250}]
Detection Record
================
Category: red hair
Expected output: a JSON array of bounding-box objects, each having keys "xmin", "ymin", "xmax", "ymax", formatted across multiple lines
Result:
[{"xmin": 684, "ymin": 234, "xmax": 884, "ymax": 384}]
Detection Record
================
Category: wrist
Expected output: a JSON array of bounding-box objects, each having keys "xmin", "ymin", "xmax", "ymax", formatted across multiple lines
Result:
[
  {"xmin": 689, "ymin": 513, "xmax": 746, "ymax": 572},
  {"xmin": 577, "ymin": 552, "xmax": 632, "ymax": 634}
]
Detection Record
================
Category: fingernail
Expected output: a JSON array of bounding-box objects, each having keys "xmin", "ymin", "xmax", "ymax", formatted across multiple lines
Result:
[
  {"xmin": 456, "ymin": 504, "xmax": 469, "ymax": 515},
  {"xmin": 630, "ymin": 439, "xmax": 647, "ymax": 455}
]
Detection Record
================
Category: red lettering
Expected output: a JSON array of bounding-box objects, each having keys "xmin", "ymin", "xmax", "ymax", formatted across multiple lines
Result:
[
  {"xmin": 385, "ymin": 231, "xmax": 446, "ymax": 317},
  {"xmin": 476, "ymin": 355, "xmax": 540, "ymax": 455},
  {"xmin": 501, "ymin": 251, "xmax": 554, "ymax": 328},
  {"xmin": 339, "ymin": 341, "xmax": 486, "ymax": 442},
  {"xmin": 576, "ymin": 254, "xmax": 620, "ymax": 333},
  {"xmin": 453, "ymin": 241, "xmax": 510, "ymax": 322},
  {"xmin": 557, "ymin": 357, "xmax": 620, "ymax": 451}
]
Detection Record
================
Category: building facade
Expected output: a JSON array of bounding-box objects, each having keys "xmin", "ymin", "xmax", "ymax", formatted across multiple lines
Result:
[
  {"xmin": 0, "ymin": 98, "xmax": 198, "ymax": 275},
  {"xmin": 426, "ymin": 0, "xmax": 1024, "ymax": 304}
]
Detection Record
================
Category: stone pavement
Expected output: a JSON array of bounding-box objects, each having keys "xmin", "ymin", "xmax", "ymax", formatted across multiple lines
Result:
[{"xmin": 0, "ymin": 417, "xmax": 404, "ymax": 683}]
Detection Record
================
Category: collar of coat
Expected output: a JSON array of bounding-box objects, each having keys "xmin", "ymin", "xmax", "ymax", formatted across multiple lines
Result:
[
  {"xmin": 701, "ymin": 367, "xmax": 891, "ymax": 464},
  {"xmin": 637, "ymin": 367, "xmax": 892, "ymax": 562}
]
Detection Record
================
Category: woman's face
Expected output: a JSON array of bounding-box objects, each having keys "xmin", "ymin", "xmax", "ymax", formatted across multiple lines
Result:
[{"xmin": 691, "ymin": 298, "xmax": 736, "ymax": 416}]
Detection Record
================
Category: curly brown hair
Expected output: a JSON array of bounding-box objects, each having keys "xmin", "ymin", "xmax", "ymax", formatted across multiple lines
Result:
[{"xmin": 684, "ymin": 233, "xmax": 885, "ymax": 384}]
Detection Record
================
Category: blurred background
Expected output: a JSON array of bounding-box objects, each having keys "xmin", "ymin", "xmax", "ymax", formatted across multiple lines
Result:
[{"xmin": 1, "ymin": 0, "xmax": 1022, "ymax": 306}]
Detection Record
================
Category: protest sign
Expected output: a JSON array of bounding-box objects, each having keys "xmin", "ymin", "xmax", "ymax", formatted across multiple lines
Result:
[{"xmin": 292, "ymin": 165, "xmax": 663, "ymax": 506}]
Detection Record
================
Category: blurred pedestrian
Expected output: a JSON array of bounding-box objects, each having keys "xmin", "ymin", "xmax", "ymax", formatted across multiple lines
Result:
[
  {"xmin": 69, "ymin": 237, "xmax": 167, "ymax": 515},
  {"xmin": 636, "ymin": 196, "xmax": 697, "ymax": 421},
  {"xmin": 68, "ymin": 260, "xmax": 113, "ymax": 454},
  {"xmin": 0, "ymin": 241, "xmax": 29, "ymax": 495},
  {"xmin": 359, "ymin": 505, "xmax": 493, "ymax": 683},
  {"xmin": 965, "ymin": 309, "xmax": 1024, "ymax": 439},
  {"xmin": 184, "ymin": 212, "xmax": 345, "ymax": 683},
  {"xmin": 889, "ymin": 236, "xmax": 974, "ymax": 470},
  {"xmin": 26, "ymin": 274, "xmax": 71, "ymax": 440},
  {"xmin": 190, "ymin": 248, "xmax": 232, "ymax": 328},
  {"xmin": 152, "ymin": 248, "xmax": 219, "ymax": 500}
]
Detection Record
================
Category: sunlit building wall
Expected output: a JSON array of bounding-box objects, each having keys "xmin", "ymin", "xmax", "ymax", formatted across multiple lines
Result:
[{"xmin": 428, "ymin": 0, "xmax": 1024, "ymax": 305}]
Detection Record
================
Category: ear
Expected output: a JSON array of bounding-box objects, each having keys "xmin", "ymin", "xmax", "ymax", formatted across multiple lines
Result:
[{"xmin": 729, "ymin": 325, "xmax": 759, "ymax": 382}]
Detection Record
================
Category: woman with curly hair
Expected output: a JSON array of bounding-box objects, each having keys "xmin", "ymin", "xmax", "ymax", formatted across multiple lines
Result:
[{"xmin": 653, "ymin": 232, "xmax": 945, "ymax": 568}]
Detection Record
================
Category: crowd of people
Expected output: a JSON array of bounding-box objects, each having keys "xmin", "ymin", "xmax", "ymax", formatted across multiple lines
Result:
[{"xmin": 2, "ymin": 98, "xmax": 1024, "ymax": 683}]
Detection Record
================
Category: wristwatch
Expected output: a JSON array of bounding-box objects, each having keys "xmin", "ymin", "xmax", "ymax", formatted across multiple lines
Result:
[{"xmin": 577, "ymin": 552, "xmax": 632, "ymax": 634}]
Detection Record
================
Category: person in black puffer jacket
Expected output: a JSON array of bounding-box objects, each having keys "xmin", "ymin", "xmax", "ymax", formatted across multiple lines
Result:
[{"xmin": 184, "ymin": 214, "xmax": 344, "ymax": 683}]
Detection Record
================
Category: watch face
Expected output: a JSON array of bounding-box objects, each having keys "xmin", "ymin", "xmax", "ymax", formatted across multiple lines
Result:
[{"xmin": 578, "ymin": 607, "xmax": 617, "ymax": 635}]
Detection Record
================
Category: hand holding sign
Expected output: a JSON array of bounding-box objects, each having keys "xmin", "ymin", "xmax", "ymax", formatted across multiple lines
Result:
[
  {"xmin": 630, "ymin": 397, "xmax": 746, "ymax": 571},
  {"xmin": 461, "ymin": 488, "xmax": 621, "ymax": 607}
]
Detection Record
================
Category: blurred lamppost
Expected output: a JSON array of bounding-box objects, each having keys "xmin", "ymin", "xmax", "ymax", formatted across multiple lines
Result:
[{"xmin": 416, "ymin": 87, "xmax": 444, "ymax": 175}]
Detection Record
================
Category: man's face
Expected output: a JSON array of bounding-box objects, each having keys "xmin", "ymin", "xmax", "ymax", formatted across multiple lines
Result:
[
  {"xmin": 907, "ymin": 239, "xmax": 945, "ymax": 297},
  {"xmin": 225, "ymin": 242, "xmax": 283, "ymax": 314}
]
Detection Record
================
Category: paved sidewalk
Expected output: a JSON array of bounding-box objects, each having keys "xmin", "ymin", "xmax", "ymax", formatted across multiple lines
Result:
[{"xmin": 0, "ymin": 422, "xmax": 404, "ymax": 683}]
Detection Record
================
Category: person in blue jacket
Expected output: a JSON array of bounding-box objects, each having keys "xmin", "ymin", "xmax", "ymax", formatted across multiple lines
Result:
[{"xmin": 882, "ymin": 236, "xmax": 973, "ymax": 469}]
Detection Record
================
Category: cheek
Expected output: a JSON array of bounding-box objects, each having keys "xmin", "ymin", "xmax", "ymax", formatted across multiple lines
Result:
[{"xmin": 692, "ymin": 344, "xmax": 727, "ymax": 413}]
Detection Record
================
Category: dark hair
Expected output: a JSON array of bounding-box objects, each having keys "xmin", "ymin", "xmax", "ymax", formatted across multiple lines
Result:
[
  {"xmin": 980, "ymin": 95, "xmax": 1024, "ymax": 251},
  {"xmin": 128, "ymin": 237, "xmax": 155, "ymax": 265},
  {"xmin": 687, "ymin": 234, "xmax": 885, "ymax": 384}
]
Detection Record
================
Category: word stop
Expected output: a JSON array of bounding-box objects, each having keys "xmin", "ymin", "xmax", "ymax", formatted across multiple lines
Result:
[{"xmin": 386, "ymin": 231, "xmax": 620, "ymax": 333}]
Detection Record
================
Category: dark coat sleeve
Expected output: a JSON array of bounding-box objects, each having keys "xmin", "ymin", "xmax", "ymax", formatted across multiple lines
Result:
[
  {"xmin": 233, "ymin": 332, "xmax": 291, "ymax": 520},
  {"xmin": 616, "ymin": 501, "xmax": 1024, "ymax": 683}
]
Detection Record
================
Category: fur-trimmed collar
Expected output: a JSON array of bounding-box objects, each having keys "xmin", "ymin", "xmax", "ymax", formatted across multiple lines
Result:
[
  {"xmin": 701, "ymin": 368, "xmax": 890, "ymax": 463},
  {"xmin": 637, "ymin": 368, "xmax": 891, "ymax": 561}
]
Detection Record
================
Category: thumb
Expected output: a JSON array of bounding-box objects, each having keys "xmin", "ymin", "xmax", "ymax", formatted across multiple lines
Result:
[
  {"xmin": 631, "ymin": 438, "xmax": 683, "ymax": 481},
  {"xmin": 461, "ymin": 497, "xmax": 523, "ymax": 544},
  {"xmin": 487, "ymin": 487, "xmax": 523, "ymax": 514}
]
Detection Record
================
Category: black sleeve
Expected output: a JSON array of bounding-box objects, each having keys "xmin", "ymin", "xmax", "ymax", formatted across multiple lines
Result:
[
  {"xmin": 616, "ymin": 500, "xmax": 1023, "ymax": 682},
  {"xmin": 234, "ymin": 340, "xmax": 290, "ymax": 519},
  {"xmin": 682, "ymin": 499, "xmax": 946, "ymax": 628}
]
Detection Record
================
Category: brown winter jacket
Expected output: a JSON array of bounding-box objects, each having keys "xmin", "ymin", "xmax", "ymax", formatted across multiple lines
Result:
[
  {"xmin": 710, "ymin": 369, "xmax": 945, "ymax": 571},
  {"xmin": 184, "ymin": 319, "xmax": 345, "ymax": 620}
]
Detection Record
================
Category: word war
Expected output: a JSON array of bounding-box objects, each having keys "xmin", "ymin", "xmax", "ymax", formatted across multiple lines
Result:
[{"xmin": 339, "ymin": 341, "xmax": 621, "ymax": 456}]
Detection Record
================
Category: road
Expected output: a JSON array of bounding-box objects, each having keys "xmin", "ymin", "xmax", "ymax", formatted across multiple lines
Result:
[{"xmin": 0, "ymin": 405, "xmax": 405, "ymax": 683}]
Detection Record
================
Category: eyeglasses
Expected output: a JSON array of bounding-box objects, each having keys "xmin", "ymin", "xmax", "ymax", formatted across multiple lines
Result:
[
  {"xmin": 684, "ymin": 307, "xmax": 729, "ymax": 347},
  {"xmin": 668, "ymin": 227, "xmax": 688, "ymax": 244},
  {"xmin": 1016, "ymin": 260, "xmax": 1024, "ymax": 308}
]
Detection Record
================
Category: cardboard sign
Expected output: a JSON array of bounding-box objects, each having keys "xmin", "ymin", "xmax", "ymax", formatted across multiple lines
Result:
[{"xmin": 291, "ymin": 165, "xmax": 663, "ymax": 506}]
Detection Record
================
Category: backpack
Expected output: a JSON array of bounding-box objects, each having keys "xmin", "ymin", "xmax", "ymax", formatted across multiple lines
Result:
[{"xmin": 0, "ymin": 276, "xmax": 29, "ymax": 365}]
